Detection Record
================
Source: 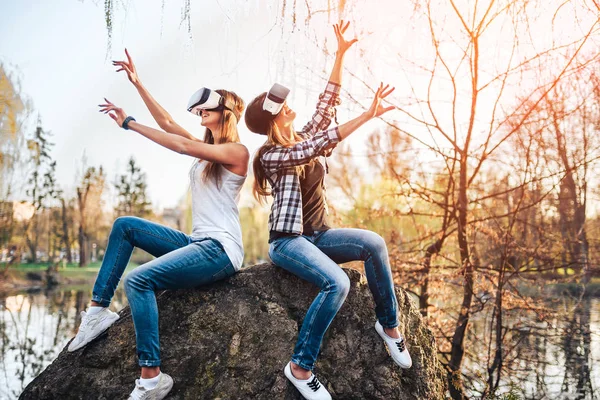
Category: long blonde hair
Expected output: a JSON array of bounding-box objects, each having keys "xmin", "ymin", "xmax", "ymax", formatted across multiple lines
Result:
[
  {"xmin": 199, "ymin": 89, "xmax": 245, "ymax": 187},
  {"xmin": 248, "ymin": 92, "xmax": 305, "ymax": 202}
]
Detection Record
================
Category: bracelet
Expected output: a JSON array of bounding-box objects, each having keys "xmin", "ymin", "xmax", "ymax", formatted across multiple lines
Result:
[{"xmin": 122, "ymin": 116, "xmax": 136, "ymax": 130}]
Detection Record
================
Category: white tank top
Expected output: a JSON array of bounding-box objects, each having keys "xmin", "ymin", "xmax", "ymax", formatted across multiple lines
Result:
[{"xmin": 189, "ymin": 161, "xmax": 246, "ymax": 270}]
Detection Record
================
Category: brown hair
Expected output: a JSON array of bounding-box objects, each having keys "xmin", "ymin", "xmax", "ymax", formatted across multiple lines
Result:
[
  {"xmin": 246, "ymin": 92, "xmax": 305, "ymax": 202},
  {"xmin": 200, "ymin": 89, "xmax": 245, "ymax": 187}
]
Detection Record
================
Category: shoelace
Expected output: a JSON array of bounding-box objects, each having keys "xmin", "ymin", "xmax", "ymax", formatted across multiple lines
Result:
[
  {"xmin": 396, "ymin": 337, "xmax": 406, "ymax": 352},
  {"xmin": 307, "ymin": 376, "xmax": 321, "ymax": 392},
  {"xmin": 129, "ymin": 381, "xmax": 148, "ymax": 400},
  {"xmin": 78, "ymin": 312, "xmax": 91, "ymax": 332}
]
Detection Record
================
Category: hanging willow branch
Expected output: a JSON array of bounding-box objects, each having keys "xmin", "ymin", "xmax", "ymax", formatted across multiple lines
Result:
[
  {"xmin": 181, "ymin": 0, "xmax": 192, "ymax": 40},
  {"xmin": 104, "ymin": 0, "xmax": 114, "ymax": 54},
  {"xmin": 97, "ymin": 0, "xmax": 344, "ymax": 50}
]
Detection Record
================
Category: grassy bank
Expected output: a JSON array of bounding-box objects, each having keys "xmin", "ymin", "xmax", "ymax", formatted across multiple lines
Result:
[
  {"xmin": 6, "ymin": 261, "xmax": 104, "ymax": 271},
  {"xmin": 0, "ymin": 262, "xmax": 138, "ymax": 295}
]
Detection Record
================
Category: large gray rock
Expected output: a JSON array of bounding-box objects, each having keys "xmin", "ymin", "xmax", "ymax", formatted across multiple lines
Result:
[{"xmin": 20, "ymin": 264, "xmax": 446, "ymax": 399}]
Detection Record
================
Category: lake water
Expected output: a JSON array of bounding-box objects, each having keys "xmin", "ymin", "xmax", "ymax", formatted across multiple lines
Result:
[{"xmin": 0, "ymin": 282, "xmax": 598, "ymax": 399}]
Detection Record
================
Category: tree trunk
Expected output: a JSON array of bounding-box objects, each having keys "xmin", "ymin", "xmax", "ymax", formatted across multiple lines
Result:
[
  {"xmin": 448, "ymin": 160, "xmax": 472, "ymax": 400},
  {"xmin": 78, "ymin": 225, "xmax": 86, "ymax": 267},
  {"xmin": 420, "ymin": 239, "xmax": 443, "ymax": 317},
  {"xmin": 25, "ymin": 214, "xmax": 38, "ymax": 264},
  {"xmin": 60, "ymin": 199, "xmax": 72, "ymax": 263},
  {"xmin": 483, "ymin": 256, "xmax": 507, "ymax": 398}
]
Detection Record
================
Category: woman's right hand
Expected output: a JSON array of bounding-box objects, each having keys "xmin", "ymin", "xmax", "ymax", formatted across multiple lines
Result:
[
  {"xmin": 365, "ymin": 83, "xmax": 396, "ymax": 119},
  {"xmin": 112, "ymin": 48, "xmax": 139, "ymax": 85},
  {"xmin": 334, "ymin": 20, "xmax": 358, "ymax": 56}
]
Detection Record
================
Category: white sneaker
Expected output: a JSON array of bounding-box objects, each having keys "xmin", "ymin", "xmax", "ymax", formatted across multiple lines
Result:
[
  {"xmin": 375, "ymin": 321, "xmax": 412, "ymax": 368},
  {"xmin": 284, "ymin": 362, "xmax": 331, "ymax": 400},
  {"xmin": 67, "ymin": 308, "xmax": 119, "ymax": 352},
  {"xmin": 128, "ymin": 373, "xmax": 174, "ymax": 400}
]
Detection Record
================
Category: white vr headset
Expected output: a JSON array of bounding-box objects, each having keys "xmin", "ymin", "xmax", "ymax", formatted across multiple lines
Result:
[
  {"xmin": 187, "ymin": 88, "xmax": 239, "ymax": 120},
  {"xmin": 263, "ymin": 83, "xmax": 290, "ymax": 115}
]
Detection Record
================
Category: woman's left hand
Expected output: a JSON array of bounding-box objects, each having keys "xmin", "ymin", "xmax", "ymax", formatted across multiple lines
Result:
[
  {"xmin": 334, "ymin": 20, "xmax": 358, "ymax": 56},
  {"xmin": 99, "ymin": 98, "xmax": 128, "ymax": 128},
  {"xmin": 365, "ymin": 83, "xmax": 396, "ymax": 119}
]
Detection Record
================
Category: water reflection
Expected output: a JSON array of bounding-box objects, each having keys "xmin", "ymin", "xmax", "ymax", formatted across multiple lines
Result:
[
  {"xmin": 462, "ymin": 296, "xmax": 599, "ymax": 399},
  {"xmin": 0, "ymin": 284, "xmax": 598, "ymax": 399},
  {"xmin": 0, "ymin": 286, "xmax": 127, "ymax": 399}
]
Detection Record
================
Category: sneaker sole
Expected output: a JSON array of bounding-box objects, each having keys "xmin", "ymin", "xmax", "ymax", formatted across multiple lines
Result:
[
  {"xmin": 68, "ymin": 313, "xmax": 119, "ymax": 352},
  {"xmin": 154, "ymin": 375, "xmax": 174, "ymax": 400}
]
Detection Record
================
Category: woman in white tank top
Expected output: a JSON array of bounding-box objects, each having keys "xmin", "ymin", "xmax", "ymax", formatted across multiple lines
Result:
[{"xmin": 67, "ymin": 49, "xmax": 248, "ymax": 400}]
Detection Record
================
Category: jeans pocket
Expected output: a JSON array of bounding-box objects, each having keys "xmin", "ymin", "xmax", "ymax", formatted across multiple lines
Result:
[{"xmin": 270, "ymin": 236, "xmax": 294, "ymax": 255}]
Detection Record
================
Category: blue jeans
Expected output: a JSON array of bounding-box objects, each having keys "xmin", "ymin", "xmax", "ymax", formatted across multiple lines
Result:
[
  {"xmin": 92, "ymin": 216, "xmax": 236, "ymax": 367},
  {"xmin": 269, "ymin": 228, "xmax": 399, "ymax": 371}
]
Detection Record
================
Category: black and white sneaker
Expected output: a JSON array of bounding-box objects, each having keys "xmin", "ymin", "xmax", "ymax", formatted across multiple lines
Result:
[
  {"xmin": 284, "ymin": 362, "xmax": 331, "ymax": 400},
  {"xmin": 375, "ymin": 321, "xmax": 412, "ymax": 368}
]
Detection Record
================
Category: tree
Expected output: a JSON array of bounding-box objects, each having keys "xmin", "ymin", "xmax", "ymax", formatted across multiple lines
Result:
[
  {"xmin": 53, "ymin": 196, "xmax": 75, "ymax": 264},
  {"xmin": 0, "ymin": 64, "xmax": 30, "ymax": 250},
  {"xmin": 23, "ymin": 121, "xmax": 59, "ymax": 263},
  {"xmin": 376, "ymin": 2, "xmax": 600, "ymax": 397},
  {"xmin": 114, "ymin": 156, "xmax": 152, "ymax": 219},
  {"xmin": 76, "ymin": 166, "xmax": 106, "ymax": 267}
]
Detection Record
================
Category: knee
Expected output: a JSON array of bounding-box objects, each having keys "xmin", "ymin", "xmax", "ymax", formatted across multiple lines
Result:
[
  {"xmin": 123, "ymin": 271, "xmax": 135, "ymax": 293},
  {"xmin": 329, "ymin": 272, "xmax": 351, "ymax": 299},
  {"xmin": 112, "ymin": 216, "xmax": 138, "ymax": 236},
  {"xmin": 123, "ymin": 270, "xmax": 146, "ymax": 294},
  {"xmin": 112, "ymin": 217, "xmax": 130, "ymax": 238},
  {"xmin": 362, "ymin": 232, "xmax": 388, "ymax": 260}
]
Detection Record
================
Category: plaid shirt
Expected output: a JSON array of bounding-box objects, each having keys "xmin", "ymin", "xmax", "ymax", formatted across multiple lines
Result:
[{"xmin": 261, "ymin": 81, "xmax": 341, "ymax": 235}]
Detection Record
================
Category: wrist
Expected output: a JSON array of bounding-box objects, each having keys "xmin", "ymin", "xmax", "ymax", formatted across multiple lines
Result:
[
  {"xmin": 335, "ymin": 50, "xmax": 346, "ymax": 60},
  {"xmin": 122, "ymin": 116, "xmax": 136, "ymax": 130}
]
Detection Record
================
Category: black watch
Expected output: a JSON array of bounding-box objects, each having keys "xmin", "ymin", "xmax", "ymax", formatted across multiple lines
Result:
[{"xmin": 122, "ymin": 116, "xmax": 136, "ymax": 130}]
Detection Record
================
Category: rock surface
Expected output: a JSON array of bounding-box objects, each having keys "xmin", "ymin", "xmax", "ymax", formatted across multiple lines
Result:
[{"xmin": 20, "ymin": 263, "xmax": 446, "ymax": 399}]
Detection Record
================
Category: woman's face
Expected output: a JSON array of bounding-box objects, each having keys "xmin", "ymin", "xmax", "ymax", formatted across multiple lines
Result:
[
  {"xmin": 198, "ymin": 109, "xmax": 222, "ymax": 129},
  {"xmin": 274, "ymin": 101, "xmax": 296, "ymax": 125}
]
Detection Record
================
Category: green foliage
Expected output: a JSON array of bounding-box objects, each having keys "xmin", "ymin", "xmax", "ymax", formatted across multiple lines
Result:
[
  {"xmin": 25, "ymin": 123, "xmax": 59, "ymax": 211},
  {"xmin": 485, "ymin": 388, "xmax": 523, "ymax": 400},
  {"xmin": 114, "ymin": 156, "xmax": 152, "ymax": 218},
  {"xmin": 22, "ymin": 121, "xmax": 60, "ymax": 263},
  {"xmin": 240, "ymin": 205, "xmax": 269, "ymax": 265}
]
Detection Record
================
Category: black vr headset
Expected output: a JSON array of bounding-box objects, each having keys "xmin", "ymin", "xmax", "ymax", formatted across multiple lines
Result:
[{"xmin": 187, "ymin": 88, "xmax": 240, "ymax": 120}]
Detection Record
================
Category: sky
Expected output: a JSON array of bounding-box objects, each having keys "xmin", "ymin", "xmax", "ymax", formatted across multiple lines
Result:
[
  {"xmin": 1, "ymin": 0, "xmax": 599, "ymax": 212},
  {"xmin": 0, "ymin": 0, "xmax": 388, "ymax": 210}
]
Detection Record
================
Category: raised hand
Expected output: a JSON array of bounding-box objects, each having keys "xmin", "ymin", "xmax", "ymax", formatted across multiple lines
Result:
[
  {"xmin": 98, "ymin": 98, "xmax": 128, "ymax": 127},
  {"xmin": 112, "ymin": 48, "xmax": 139, "ymax": 85},
  {"xmin": 334, "ymin": 20, "xmax": 358, "ymax": 56},
  {"xmin": 365, "ymin": 83, "xmax": 396, "ymax": 119}
]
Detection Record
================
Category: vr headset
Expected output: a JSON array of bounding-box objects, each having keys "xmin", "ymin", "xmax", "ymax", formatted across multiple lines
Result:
[
  {"xmin": 187, "ymin": 88, "xmax": 240, "ymax": 120},
  {"xmin": 263, "ymin": 83, "xmax": 290, "ymax": 115}
]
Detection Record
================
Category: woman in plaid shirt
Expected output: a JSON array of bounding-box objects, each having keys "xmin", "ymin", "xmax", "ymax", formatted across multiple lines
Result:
[{"xmin": 245, "ymin": 21, "xmax": 412, "ymax": 400}]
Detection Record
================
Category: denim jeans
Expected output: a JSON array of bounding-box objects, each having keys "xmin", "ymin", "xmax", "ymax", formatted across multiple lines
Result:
[
  {"xmin": 92, "ymin": 216, "xmax": 236, "ymax": 367},
  {"xmin": 268, "ymin": 228, "xmax": 399, "ymax": 371}
]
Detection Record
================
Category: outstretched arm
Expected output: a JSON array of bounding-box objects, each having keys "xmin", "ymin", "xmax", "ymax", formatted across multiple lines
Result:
[
  {"xmin": 302, "ymin": 21, "xmax": 358, "ymax": 136},
  {"xmin": 112, "ymin": 49, "xmax": 197, "ymax": 141},
  {"xmin": 263, "ymin": 83, "xmax": 395, "ymax": 171},
  {"xmin": 336, "ymin": 83, "xmax": 396, "ymax": 140},
  {"xmin": 99, "ymin": 99, "xmax": 249, "ymax": 173},
  {"xmin": 329, "ymin": 20, "xmax": 357, "ymax": 86}
]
